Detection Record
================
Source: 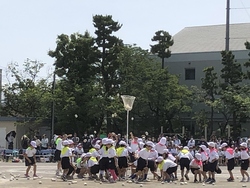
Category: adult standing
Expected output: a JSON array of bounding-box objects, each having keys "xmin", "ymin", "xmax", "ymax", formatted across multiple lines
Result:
[{"xmin": 41, "ymin": 134, "xmax": 49, "ymax": 150}]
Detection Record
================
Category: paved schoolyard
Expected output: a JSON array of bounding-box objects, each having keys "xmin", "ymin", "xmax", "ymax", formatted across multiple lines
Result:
[{"xmin": 0, "ymin": 161, "xmax": 248, "ymax": 188}]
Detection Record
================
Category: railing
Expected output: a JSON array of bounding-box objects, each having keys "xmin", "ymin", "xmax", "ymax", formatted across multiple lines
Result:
[{"xmin": 0, "ymin": 149, "xmax": 56, "ymax": 162}]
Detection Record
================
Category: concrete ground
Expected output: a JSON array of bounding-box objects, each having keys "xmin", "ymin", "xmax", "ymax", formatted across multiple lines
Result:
[{"xmin": 0, "ymin": 161, "xmax": 248, "ymax": 188}]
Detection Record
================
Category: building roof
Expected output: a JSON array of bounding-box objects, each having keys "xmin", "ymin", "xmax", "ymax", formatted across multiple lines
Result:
[{"xmin": 170, "ymin": 23, "xmax": 250, "ymax": 54}]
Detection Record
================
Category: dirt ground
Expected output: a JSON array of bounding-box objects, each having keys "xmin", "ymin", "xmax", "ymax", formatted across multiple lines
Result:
[{"xmin": 0, "ymin": 161, "xmax": 248, "ymax": 188}]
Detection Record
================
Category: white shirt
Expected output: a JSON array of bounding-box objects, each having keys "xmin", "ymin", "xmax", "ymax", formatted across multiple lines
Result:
[
  {"xmin": 155, "ymin": 143, "xmax": 166, "ymax": 155},
  {"xmin": 162, "ymin": 159, "xmax": 177, "ymax": 171},
  {"xmin": 41, "ymin": 138, "xmax": 48, "ymax": 148},
  {"xmin": 208, "ymin": 149, "xmax": 219, "ymax": 162},
  {"xmin": 25, "ymin": 147, "xmax": 36, "ymax": 157},
  {"xmin": 148, "ymin": 149, "xmax": 158, "ymax": 160},
  {"xmin": 240, "ymin": 150, "xmax": 250, "ymax": 160},
  {"xmin": 107, "ymin": 147, "xmax": 116, "ymax": 158},
  {"xmin": 187, "ymin": 139, "xmax": 195, "ymax": 147},
  {"xmin": 138, "ymin": 148, "xmax": 151, "ymax": 160},
  {"xmin": 178, "ymin": 151, "xmax": 193, "ymax": 160},
  {"xmin": 98, "ymin": 146, "xmax": 109, "ymax": 158},
  {"xmin": 60, "ymin": 147, "xmax": 72, "ymax": 158},
  {"xmin": 75, "ymin": 147, "xmax": 84, "ymax": 155},
  {"xmin": 88, "ymin": 158, "xmax": 98, "ymax": 167},
  {"xmin": 234, "ymin": 151, "xmax": 241, "ymax": 158},
  {"xmin": 190, "ymin": 159, "xmax": 202, "ymax": 168},
  {"xmin": 224, "ymin": 148, "xmax": 234, "ymax": 160},
  {"xmin": 130, "ymin": 140, "xmax": 139, "ymax": 152},
  {"xmin": 117, "ymin": 147, "xmax": 128, "ymax": 157},
  {"xmin": 200, "ymin": 151, "xmax": 208, "ymax": 162},
  {"xmin": 167, "ymin": 153, "xmax": 176, "ymax": 162},
  {"xmin": 173, "ymin": 139, "xmax": 181, "ymax": 146},
  {"xmin": 56, "ymin": 138, "xmax": 63, "ymax": 151}
]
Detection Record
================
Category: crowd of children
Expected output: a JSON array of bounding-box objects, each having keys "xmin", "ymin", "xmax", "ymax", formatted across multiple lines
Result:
[{"xmin": 23, "ymin": 133, "xmax": 250, "ymax": 184}]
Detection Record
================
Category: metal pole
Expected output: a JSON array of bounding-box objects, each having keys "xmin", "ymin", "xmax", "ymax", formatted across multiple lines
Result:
[
  {"xmin": 126, "ymin": 110, "xmax": 129, "ymax": 145},
  {"xmin": 225, "ymin": 0, "xmax": 230, "ymax": 51},
  {"xmin": 205, "ymin": 126, "xmax": 207, "ymax": 141},
  {"xmin": 51, "ymin": 72, "xmax": 56, "ymax": 140}
]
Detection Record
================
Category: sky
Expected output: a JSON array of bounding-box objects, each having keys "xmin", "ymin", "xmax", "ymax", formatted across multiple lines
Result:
[{"xmin": 1, "ymin": 0, "xmax": 250, "ymax": 84}]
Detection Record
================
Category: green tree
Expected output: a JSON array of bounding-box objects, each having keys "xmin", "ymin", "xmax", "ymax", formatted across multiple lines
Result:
[
  {"xmin": 150, "ymin": 30, "xmax": 174, "ymax": 69},
  {"xmin": 48, "ymin": 32, "xmax": 98, "ymax": 135},
  {"xmin": 218, "ymin": 50, "xmax": 245, "ymax": 138},
  {"xmin": 2, "ymin": 59, "xmax": 52, "ymax": 130},
  {"xmin": 93, "ymin": 15, "xmax": 124, "ymax": 133},
  {"xmin": 201, "ymin": 66, "xmax": 218, "ymax": 136}
]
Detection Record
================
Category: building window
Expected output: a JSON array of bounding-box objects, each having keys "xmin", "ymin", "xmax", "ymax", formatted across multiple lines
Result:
[{"xmin": 185, "ymin": 68, "xmax": 195, "ymax": 80}]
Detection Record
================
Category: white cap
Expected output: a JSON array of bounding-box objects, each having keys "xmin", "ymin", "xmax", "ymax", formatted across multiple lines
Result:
[
  {"xmin": 85, "ymin": 152, "xmax": 92, "ymax": 157},
  {"xmin": 102, "ymin": 138, "xmax": 108, "ymax": 145},
  {"xmin": 195, "ymin": 153, "xmax": 202, "ymax": 160},
  {"xmin": 138, "ymin": 138, "xmax": 143, "ymax": 143},
  {"xmin": 240, "ymin": 142, "xmax": 248, "ymax": 148},
  {"xmin": 62, "ymin": 140, "xmax": 69, "ymax": 146},
  {"xmin": 159, "ymin": 137, "xmax": 166, "ymax": 145},
  {"xmin": 94, "ymin": 144, "xmax": 100, "ymax": 149},
  {"xmin": 163, "ymin": 149, "xmax": 169, "ymax": 154},
  {"xmin": 119, "ymin": 140, "xmax": 127, "ymax": 146},
  {"xmin": 106, "ymin": 139, "xmax": 114, "ymax": 144},
  {"xmin": 146, "ymin": 141, "xmax": 154, "ymax": 148},
  {"xmin": 30, "ymin": 141, "xmax": 37, "ymax": 148},
  {"xmin": 183, "ymin": 146, "xmax": 189, "ymax": 150},
  {"xmin": 68, "ymin": 139, "xmax": 74, "ymax": 145},
  {"xmin": 208, "ymin": 142, "xmax": 215, "ymax": 148},
  {"xmin": 221, "ymin": 143, "xmax": 228, "ymax": 148},
  {"xmin": 199, "ymin": 145, "xmax": 207, "ymax": 151},
  {"xmin": 155, "ymin": 156, "xmax": 164, "ymax": 162},
  {"xmin": 81, "ymin": 153, "xmax": 86, "ymax": 158}
]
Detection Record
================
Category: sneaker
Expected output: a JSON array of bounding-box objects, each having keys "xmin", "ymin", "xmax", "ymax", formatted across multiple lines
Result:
[
  {"xmin": 240, "ymin": 178, "xmax": 246, "ymax": 182},
  {"xmin": 24, "ymin": 174, "xmax": 30, "ymax": 178},
  {"xmin": 180, "ymin": 178, "xmax": 184, "ymax": 182},
  {"xmin": 61, "ymin": 175, "xmax": 67, "ymax": 182},
  {"xmin": 205, "ymin": 178, "xmax": 212, "ymax": 183},
  {"xmin": 33, "ymin": 174, "xmax": 38, "ymax": 178},
  {"xmin": 143, "ymin": 179, "xmax": 151, "ymax": 182},
  {"xmin": 194, "ymin": 179, "xmax": 198, "ymax": 183},
  {"xmin": 184, "ymin": 174, "xmax": 189, "ymax": 181},
  {"xmin": 209, "ymin": 179, "xmax": 215, "ymax": 184},
  {"xmin": 227, "ymin": 177, "xmax": 234, "ymax": 182},
  {"xmin": 56, "ymin": 171, "xmax": 60, "ymax": 176}
]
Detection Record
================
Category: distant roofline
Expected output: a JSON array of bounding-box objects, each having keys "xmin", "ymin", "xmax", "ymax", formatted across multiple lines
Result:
[{"xmin": 183, "ymin": 22, "xmax": 250, "ymax": 30}]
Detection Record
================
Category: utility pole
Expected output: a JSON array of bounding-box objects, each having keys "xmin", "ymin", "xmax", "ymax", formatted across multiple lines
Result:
[
  {"xmin": 225, "ymin": 0, "xmax": 230, "ymax": 51},
  {"xmin": 51, "ymin": 72, "xmax": 56, "ymax": 139}
]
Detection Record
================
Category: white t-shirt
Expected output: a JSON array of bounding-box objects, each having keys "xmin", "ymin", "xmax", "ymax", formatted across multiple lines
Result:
[
  {"xmin": 107, "ymin": 147, "xmax": 116, "ymax": 158},
  {"xmin": 88, "ymin": 158, "xmax": 98, "ymax": 167},
  {"xmin": 148, "ymin": 149, "xmax": 158, "ymax": 160},
  {"xmin": 130, "ymin": 141, "xmax": 139, "ymax": 152},
  {"xmin": 138, "ymin": 148, "xmax": 151, "ymax": 160},
  {"xmin": 163, "ymin": 159, "xmax": 177, "ymax": 171},
  {"xmin": 240, "ymin": 150, "xmax": 250, "ymax": 160},
  {"xmin": 178, "ymin": 151, "xmax": 193, "ymax": 160},
  {"xmin": 56, "ymin": 138, "xmax": 63, "ymax": 151},
  {"xmin": 41, "ymin": 138, "xmax": 48, "ymax": 148},
  {"xmin": 155, "ymin": 143, "xmax": 166, "ymax": 155},
  {"xmin": 60, "ymin": 147, "xmax": 72, "ymax": 158},
  {"xmin": 224, "ymin": 148, "xmax": 234, "ymax": 160},
  {"xmin": 25, "ymin": 147, "xmax": 36, "ymax": 157},
  {"xmin": 208, "ymin": 149, "xmax": 219, "ymax": 162}
]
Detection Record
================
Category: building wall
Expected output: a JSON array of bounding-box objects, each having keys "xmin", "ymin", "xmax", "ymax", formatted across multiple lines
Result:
[
  {"xmin": 165, "ymin": 50, "xmax": 250, "ymax": 137},
  {"xmin": 166, "ymin": 50, "xmax": 250, "ymax": 87},
  {"xmin": 0, "ymin": 120, "xmax": 17, "ymax": 149}
]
